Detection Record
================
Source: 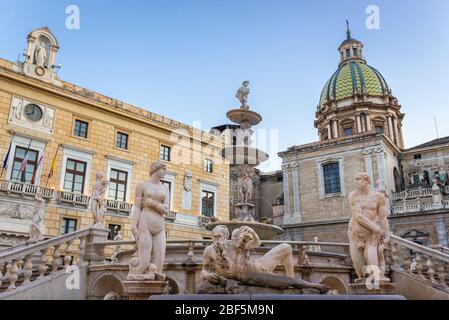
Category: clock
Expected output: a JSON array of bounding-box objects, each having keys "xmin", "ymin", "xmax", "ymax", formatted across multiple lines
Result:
[{"xmin": 24, "ymin": 103, "xmax": 43, "ymax": 122}]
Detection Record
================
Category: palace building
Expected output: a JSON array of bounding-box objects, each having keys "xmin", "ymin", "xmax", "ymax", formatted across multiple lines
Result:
[
  {"xmin": 272, "ymin": 26, "xmax": 449, "ymax": 247},
  {"xmin": 0, "ymin": 27, "xmax": 229, "ymax": 248}
]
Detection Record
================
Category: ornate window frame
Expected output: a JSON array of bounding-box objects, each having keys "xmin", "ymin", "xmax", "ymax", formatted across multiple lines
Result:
[{"xmin": 316, "ymin": 157, "xmax": 345, "ymax": 199}]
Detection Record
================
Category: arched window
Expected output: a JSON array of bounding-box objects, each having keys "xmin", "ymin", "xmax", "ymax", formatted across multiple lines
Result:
[{"xmin": 323, "ymin": 163, "xmax": 341, "ymax": 194}]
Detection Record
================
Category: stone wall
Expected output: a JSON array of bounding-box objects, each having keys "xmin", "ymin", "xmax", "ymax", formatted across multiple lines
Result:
[{"xmin": 0, "ymin": 64, "xmax": 229, "ymax": 242}]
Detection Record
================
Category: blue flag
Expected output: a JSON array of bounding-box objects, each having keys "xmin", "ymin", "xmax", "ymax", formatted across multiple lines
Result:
[{"xmin": 2, "ymin": 142, "xmax": 11, "ymax": 169}]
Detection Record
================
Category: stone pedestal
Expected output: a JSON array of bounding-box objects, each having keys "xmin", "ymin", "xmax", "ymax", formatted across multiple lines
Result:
[
  {"xmin": 123, "ymin": 280, "xmax": 169, "ymax": 300},
  {"xmin": 83, "ymin": 226, "xmax": 110, "ymax": 263},
  {"xmin": 349, "ymin": 278, "xmax": 397, "ymax": 295}
]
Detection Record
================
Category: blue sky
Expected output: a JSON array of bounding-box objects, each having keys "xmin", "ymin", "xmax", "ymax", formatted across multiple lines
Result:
[{"xmin": 1, "ymin": 0, "xmax": 449, "ymax": 171}]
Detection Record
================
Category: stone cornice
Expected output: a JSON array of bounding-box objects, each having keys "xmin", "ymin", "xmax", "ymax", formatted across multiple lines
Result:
[{"xmin": 0, "ymin": 62, "xmax": 223, "ymax": 148}]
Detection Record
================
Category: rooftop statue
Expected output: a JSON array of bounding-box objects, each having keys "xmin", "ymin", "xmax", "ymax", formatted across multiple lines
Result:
[{"xmin": 197, "ymin": 225, "xmax": 330, "ymax": 293}]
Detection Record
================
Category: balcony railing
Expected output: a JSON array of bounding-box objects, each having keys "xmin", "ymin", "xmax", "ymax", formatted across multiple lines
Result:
[
  {"xmin": 106, "ymin": 199, "xmax": 133, "ymax": 216},
  {"xmin": 0, "ymin": 180, "xmax": 54, "ymax": 199},
  {"xmin": 392, "ymin": 187, "xmax": 436, "ymax": 201},
  {"xmin": 57, "ymin": 191, "xmax": 90, "ymax": 207},
  {"xmin": 392, "ymin": 200, "xmax": 449, "ymax": 214}
]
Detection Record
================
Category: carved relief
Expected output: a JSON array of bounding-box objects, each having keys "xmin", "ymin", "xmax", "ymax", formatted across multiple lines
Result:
[
  {"xmin": 9, "ymin": 96, "xmax": 55, "ymax": 133},
  {"xmin": 0, "ymin": 202, "xmax": 33, "ymax": 219}
]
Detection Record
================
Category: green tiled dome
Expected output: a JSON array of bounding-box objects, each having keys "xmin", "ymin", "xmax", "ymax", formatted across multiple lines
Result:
[{"xmin": 320, "ymin": 61, "xmax": 389, "ymax": 105}]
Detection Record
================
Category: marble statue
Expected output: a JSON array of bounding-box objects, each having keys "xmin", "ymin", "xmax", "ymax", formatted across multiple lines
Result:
[
  {"xmin": 183, "ymin": 171, "xmax": 193, "ymax": 192},
  {"xmin": 235, "ymin": 81, "xmax": 250, "ymax": 109},
  {"xmin": 12, "ymin": 100, "xmax": 22, "ymax": 120},
  {"xmin": 128, "ymin": 161, "xmax": 170, "ymax": 280},
  {"xmin": 90, "ymin": 172, "xmax": 109, "ymax": 226},
  {"xmin": 197, "ymin": 225, "xmax": 330, "ymax": 294},
  {"xmin": 234, "ymin": 122, "xmax": 253, "ymax": 146},
  {"xmin": 112, "ymin": 227, "xmax": 122, "ymax": 264},
  {"xmin": 348, "ymin": 172, "xmax": 390, "ymax": 281},
  {"xmin": 29, "ymin": 191, "xmax": 45, "ymax": 243},
  {"xmin": 432, "ymin": 179, "xmax": 443, "ymax": 205},
  {"xmin": 237, "ymin": 165, "xmax": 253, "ymax": 204},
  {"xmin": 34, "ymin": 42, "xmax": 47, "ymax": 67}
]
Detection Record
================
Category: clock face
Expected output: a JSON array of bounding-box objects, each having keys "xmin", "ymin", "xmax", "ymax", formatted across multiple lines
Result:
[{"xmin": 24, "ymin": 104, "xmax": 43, "ymax": 122}]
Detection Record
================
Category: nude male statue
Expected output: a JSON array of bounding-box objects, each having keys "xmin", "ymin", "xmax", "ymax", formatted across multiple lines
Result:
[
  {"xmin": 348, "ymin": 172, "xmax": 390, "ymax": 280},
  {"xmin": 198, "ymin": 225, "xmax": 329, "ymax": 293},
  {"xmin": 29, "ymin": 191, "xmax": 45, "ymax": 243}
]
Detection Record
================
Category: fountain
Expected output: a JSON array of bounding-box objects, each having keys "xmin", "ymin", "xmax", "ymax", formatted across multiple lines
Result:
[{"xmin": 207, "ymin": 81, "xmax": 283, "ymax": 240}]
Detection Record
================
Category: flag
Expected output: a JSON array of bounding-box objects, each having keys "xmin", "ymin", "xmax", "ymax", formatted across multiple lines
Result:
[
  {"xmin": 0, "ymin": 141, "xmax": 12, "ymax": 177},
  {"xmin": 45, "ymin": 144, "xmax": 60, "ymax": 187},
  {"xmin": 20, "ymin": 157, "xmax": 27, "ymax": 182},
  {"xmin": 31, "ymin": 155, "xmax": 43, "ymax": 185}
]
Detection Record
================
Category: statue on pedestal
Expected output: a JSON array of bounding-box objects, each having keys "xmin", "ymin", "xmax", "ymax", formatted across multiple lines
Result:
[
  {"xmin": 236, "ymin": 165, "xmax": 253, "ymax": 204},
  {"xmin": 34, "ymin": 42, "xmax": 47, "ymax": 67},
  {"xmin": 90, "ymin": 172, "xmax": 109, "ymax": 226},
  {"xmin": 348, "ymin": 172, "xmax": 390, "ymax": 281},
  {"xmin": 198, "ymin": 225, "xmax": 329, "ymax": 293},
  {"xmin": 128, "ymin": 161, "xmax": 170, "ymax": 280},
  {"xmin": 235, "ymin": 81, "xmax": 250, "ymax": 109},
  {"xmin": 29, "ymin": 191, "xmax": 45, "ymax": 243}
]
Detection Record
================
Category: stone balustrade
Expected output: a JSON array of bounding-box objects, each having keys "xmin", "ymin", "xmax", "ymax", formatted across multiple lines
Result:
[
  {"xmin": 0, "ymin": 180, "xmax": 54, "ymax": 199},
  {"xmin": 57, "ymin": 191, "xmax": 91, "ymax": 207},
  {"xmin": 105, "ymin": 199, "xmax": 133, "ymax": 216},
  {"xmin": 389, "ymin": 234, "xmax": 449, "ymax": 290},
  {"xmin": 392, "ymin": 200, "xmax": 449, "ymax": 214},
  {"xmin": 392, "ymin": 187, "xmax": 439, "ymax": 201},
  {"xmin": 0, "ymin": 227, "xmax": 109, "ymax": 293}
]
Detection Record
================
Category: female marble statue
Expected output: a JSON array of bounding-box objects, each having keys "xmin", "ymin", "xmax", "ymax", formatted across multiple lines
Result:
[
  {"xmin": 34, "ymin": 42, "xmax": 47, "ymax": 67},
  {"xmin": 128, "ymin": 161, "xmax": 170, "ymax": 279}
]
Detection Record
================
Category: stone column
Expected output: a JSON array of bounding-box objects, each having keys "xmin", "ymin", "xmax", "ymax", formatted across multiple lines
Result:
[
  {"xmin": 362, "ymin": 149, "xmax": 375, "ymax": 189},
  {"xmin": 392, "ymin": 117, "xmax": 400, "ymax": 145},
  {"xmin": 291, "ymin": 163, "xmax": 301, "ymax": 224},
  {"xmin": 366, "ymin": 113, "xmax": 372, "ymax": 131},
  {"xmin": 282, "ymin": 164, "xmax": 292, "ymax": 225},
  {"xmin": 361, "ymin": 114, "xmax": 366, "ymax": 132},
  {"xmin": 375, "ymin": 147, "xmax": 391, "ymax": 213},
  {"xmin": 327, "ymin": 123, "xmax": 332, "ymax": 139},
  {"xmin": 356, "ymin": 113, "xmax": 362, "ymax": 133},
  {"xmin": 333, "ymin": 119, "xmax": 339, "ymax": 138},
  {"xmin": 388, "ymin": 116, "xmax": 394, "ymax": 141}
]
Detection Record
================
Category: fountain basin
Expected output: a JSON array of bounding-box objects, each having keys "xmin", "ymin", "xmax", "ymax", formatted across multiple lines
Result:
[
  {"xmin": 221, "ymin": 146, "xmax": 269, "ymax": 166},
  {"xmin": 206, "ymin": 221, "xmax": 283, "ymax": 240}
]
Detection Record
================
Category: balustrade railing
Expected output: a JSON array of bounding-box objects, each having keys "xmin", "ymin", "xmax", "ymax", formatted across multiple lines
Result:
[
  {"xmin": 0, "ymin": 227, "xmax": 109, "ymax": 294},
  {"xmin": 393, "ymin": 187, "xmax": 435, "ymax": 201},
  {"xmin": 389, "ymin": 235, "xmax": 449, "ymax": 290},
  {"xmin": 0, "ymin": 180, "xmax": 54, "ymax": 199},
  {"xmin": 58, "ymin": 191, "xmax": 90, "ymax": 207},
  {"xmin": 106, "ymin": 199, "xmax": 133, "ymax": 215},
  {"xmin": 0, "ymin": 228, "xmax": 91, "ymax": 292}
]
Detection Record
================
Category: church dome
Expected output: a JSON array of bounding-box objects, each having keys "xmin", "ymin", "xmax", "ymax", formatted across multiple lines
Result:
[{"xmin": 319, "ymin": 60, "xmax": 390, "ymax": 106}]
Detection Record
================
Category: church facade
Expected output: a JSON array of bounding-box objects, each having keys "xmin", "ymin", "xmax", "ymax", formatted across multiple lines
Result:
[
  {"xmin": 0, "ymin": 28, "xmax": 230, "ymax": 248},
  {"xmin": 274, "ymin": 28, "xmax": 449, "ymax": 246}
]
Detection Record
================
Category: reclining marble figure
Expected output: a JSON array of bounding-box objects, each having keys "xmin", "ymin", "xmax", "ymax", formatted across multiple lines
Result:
[{"xmin": 198, "ymin": 225, "xmax": 330, "ymax": 293}]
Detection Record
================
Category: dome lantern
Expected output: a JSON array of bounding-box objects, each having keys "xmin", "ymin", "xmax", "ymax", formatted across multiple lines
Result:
[{"xmin": 338, "ymin": 21, "xmax": 365, "ymax": 66}]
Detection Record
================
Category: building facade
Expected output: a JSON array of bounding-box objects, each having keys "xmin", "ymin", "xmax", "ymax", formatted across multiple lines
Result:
[
  {"xmin": 0, "ymin": 28, "xmax": 229, "ymax": 248},
  {"xmin": 273, "ymin": 27, "xmax": 449, "ymax": 246}
]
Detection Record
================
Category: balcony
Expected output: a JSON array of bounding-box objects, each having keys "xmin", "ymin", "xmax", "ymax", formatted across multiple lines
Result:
[
  {"xmin": 0, "ymin": 180, "xmax": 54, "ymax": 199},
  {"xmin": 392, "ymin": 199, "xmax": 449, "ymax": 214},
  {"xmin": 57, "ymin": 191, "xmax": 91, "ymax": 207},
  {"xmin": 106, "ymin": 199, "xmax": 133, "ymax": 216}
]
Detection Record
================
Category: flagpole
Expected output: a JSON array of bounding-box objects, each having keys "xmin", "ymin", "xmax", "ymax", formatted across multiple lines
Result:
[
  {"xmin": 13, "ymin": 138, "xmax": 33, "ymax": 182},
  {"xmin": 46, "ymin": 144, "xmax": 60, "ymax": 187},
  {"xmin": 1, "ymin": 132, "xmax": 15, "ymax": 178}
]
